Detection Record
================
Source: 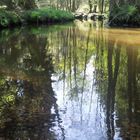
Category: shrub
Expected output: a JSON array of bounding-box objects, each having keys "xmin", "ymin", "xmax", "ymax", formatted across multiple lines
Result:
[
  {"xmin": 23, "ymin": 8, "xmax": 74, "ymax": 23},
  {"xmin": 0, "ymin": 10, "xmax": 21, "ymax": 27},
  {"xmin": 109, "ymin": 4, "xmax": 140, "ymax": 26},
  {"xmin": 0, "ymin": 8, "xmax": 74, "ymax": 28}
]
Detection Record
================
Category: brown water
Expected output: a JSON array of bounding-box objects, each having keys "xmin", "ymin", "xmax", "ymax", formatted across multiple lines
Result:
[{"xmin": 0, "ymin": 20, "xmax": 139, "ymax": 140}]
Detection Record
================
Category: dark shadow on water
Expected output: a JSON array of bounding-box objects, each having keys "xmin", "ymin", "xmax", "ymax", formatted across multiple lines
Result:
[{"xmin": 0, "ymin": 27, "xmax": 65, "ymax": 140}]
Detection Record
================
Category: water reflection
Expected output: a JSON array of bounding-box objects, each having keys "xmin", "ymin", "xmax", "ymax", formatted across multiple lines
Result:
[
  {"xmin": 0, "ymin": 22, "xmax": 140, "ymax": 140},
  {"xmin": 0, "ymin": 28, "xmax": 64, "ymax": 140}
]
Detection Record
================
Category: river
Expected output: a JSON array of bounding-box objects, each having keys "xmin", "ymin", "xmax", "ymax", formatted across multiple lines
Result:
[{"xmin": 0, "ymin": 20, "xmax": 139, "ymax": 140}]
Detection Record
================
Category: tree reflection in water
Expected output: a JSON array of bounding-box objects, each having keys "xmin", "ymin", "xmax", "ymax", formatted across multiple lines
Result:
[
  {"xmin": 50, "ymin": 22, "xmax": 140, "ymax": 139},
  {"xmin": 0, "ymin": 28, "xmax": 64, "ymax": 140},
  {"xmin": 0, "ymin": 23, "xmax": 140, "ymax": 140}
]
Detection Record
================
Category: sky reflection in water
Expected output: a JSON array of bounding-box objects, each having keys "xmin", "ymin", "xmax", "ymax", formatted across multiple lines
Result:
[{"xmin": 0, "ymin": 20, "xmax": 139, "ymax": 140}]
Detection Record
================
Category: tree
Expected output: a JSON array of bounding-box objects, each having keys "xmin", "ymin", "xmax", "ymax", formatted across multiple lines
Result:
[{"xmin": 0, "ymin": 0, "xmax": 37, "ymax": 10}]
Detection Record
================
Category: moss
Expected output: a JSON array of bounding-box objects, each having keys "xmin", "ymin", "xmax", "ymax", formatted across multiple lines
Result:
[{"xmin": 0, "ymin": 8, "xmax": 74, "ymax": 28}]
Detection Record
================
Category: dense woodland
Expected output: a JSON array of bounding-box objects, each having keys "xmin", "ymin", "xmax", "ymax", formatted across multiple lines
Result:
[
  {"xmin": 0, "ymin": 1, "xmax": 140, "ymax": 140},
  {"xmin": 0, "ymin": 0, "xmax": 140, "ymax": 27}
]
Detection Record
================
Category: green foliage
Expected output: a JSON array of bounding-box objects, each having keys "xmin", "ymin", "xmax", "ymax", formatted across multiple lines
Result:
[
  {"xmin": 0, "ymin": 8, "xmax": 74, "ymax": 28},
  {"xmin": 0, "ymin": 0, "xmax": 37, "ymax": 10},
  {"xmin": 110, "ymin": 5, "xmax": 140, "ymax": 26},
  {"xmin": 23, "ymin": 8, "xmax": 74, "ymax": 23},
  {"xmin": 0, "ymin": 10, "xmax": 21, "ymax": 27},
  {"xmin": 133, "ymin": 13, "xmax": 140, "ymax": 23}
]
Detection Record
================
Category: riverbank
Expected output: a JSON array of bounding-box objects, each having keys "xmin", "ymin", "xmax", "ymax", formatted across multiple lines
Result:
[{"xmin": 0, "ymin": 8, "xmax": 74, "ymax": 28}]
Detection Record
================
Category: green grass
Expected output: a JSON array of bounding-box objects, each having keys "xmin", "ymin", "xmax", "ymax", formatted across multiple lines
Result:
[{"xmin": 0, "ymin": 8, "xmax": 74, "ymax": 28}]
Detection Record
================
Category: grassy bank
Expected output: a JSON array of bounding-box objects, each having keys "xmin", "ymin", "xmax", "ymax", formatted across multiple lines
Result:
[
  {"xmin": 109, "ymin": 5, "xmax": 140, "ymax": 27},
  {"xmin": 0, "ymin": 8, "xmax": 74, "ymax": 28}
]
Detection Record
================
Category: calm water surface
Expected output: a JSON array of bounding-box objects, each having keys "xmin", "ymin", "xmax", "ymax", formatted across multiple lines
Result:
[{"xmin": 0, "ymin": 20, "xmax": 140, "ymax": 140}]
